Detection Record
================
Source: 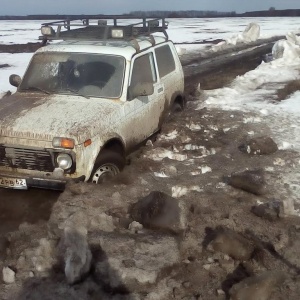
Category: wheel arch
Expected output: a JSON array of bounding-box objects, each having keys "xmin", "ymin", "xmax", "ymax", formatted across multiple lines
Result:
[
  {"xmin": 170, "ymin": 91, "xmax": 186, "ymax": 110},
  {"xmin": 100, "ymin": 138, "xmax": 126, "ymax": 157},
  {"xmin": 86, "ymin": 137, "xmax": 126, "ymax": 181}
]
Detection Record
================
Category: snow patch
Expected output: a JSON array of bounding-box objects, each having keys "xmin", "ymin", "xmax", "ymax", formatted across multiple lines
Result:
[
  {"xmin": 160, "ymin": 130, "xmax": 178, "ymax": 140},
  {"xmin": 191, "ymin": 171, "xmax": 201, "ymax": 176},
  {"xmin": 186, "ymin": 123, "xmax": 201, "ymax": 131},
  {"xmin": 279, "ymin": 141, "xmax": 293, "ymax": 150},
  {"xmin": 199, "ymin": 166, "xmax": 212, "ymax": 174},
  {"xmin": 172, "ymin": 185, "xmax": 202, "ymax": 198},
  {"xmin": 172, "ymin": 186, "xmax": 188, "ymax": 198},
  {"xmin": 146, "ymin": 148, "xmax": 187, "ymax": 161},
  {"xmin": 243, "ymin": 117, "xmax": 262, "ymax": 124},
  {"xmin": 154, "ymin": 172, "xmax": 169, "ymax": 178}
]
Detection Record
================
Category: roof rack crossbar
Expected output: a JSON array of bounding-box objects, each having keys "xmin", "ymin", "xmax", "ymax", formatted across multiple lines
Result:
[{"xmin": 40, "ymin": 16, "xmax": 168, "ymax": 42}]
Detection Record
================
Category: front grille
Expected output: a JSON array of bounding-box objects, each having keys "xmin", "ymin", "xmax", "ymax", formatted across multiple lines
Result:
[{"xmin": 0, "ymin": 145, "xmax": 54, "ymax": 172}]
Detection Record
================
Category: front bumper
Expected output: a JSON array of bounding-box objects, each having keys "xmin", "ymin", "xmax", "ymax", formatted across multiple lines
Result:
[{"xmin": 0, "ymin": 169, "xmax": 85, "ymax": 191}]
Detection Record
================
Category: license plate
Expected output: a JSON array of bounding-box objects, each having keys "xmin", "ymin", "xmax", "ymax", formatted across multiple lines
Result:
[{"xmin": 0, "ymin": 177, "xmax": 27, "ymax": 189}]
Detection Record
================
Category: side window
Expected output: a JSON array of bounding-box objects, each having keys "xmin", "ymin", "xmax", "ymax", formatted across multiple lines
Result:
[
  {"xmin": 130, "ymin": 53, "xmax": 156, "ymax": 88},
  {"xmin": 155, "ymin": 44, "xmax": 176, "ymax": 78}
]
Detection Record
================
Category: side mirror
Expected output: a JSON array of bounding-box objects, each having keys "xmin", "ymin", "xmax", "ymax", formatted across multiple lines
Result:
[
  {"xmin": 128, "ymin": 82, "xmax": 154, "ymax": 100},
  {"xmin": 9, "ymin": 74, "xmax": 22, "ymax": 87}
]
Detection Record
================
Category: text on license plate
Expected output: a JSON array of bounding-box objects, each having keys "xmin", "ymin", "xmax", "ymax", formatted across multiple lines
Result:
[{"xmin": 0, "ymin": 177, "xmax": 27, "ymax": 189}]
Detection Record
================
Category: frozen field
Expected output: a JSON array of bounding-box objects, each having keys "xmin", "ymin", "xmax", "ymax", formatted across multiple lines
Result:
[
  {"xmin": 0, "ymin": 17, "xmax": 300, "ymax": 93},
  {"xmin": 1, "ymin": 17, "xmax": 300, "ymax": 44}
]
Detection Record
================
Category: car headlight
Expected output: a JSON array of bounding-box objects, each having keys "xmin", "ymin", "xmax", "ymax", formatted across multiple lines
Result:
[{"xmin": 57, "ymin": 154, "xmax": 72, "ymax": 170}]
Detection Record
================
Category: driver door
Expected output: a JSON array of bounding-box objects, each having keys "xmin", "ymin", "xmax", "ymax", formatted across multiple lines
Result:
[{"xmin": 122, "ymin": 52, "xmax": 164, "ymax": 146}]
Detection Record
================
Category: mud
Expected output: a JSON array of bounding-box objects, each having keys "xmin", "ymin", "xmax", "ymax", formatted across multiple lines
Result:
[{"xmin": 1, "ymin": 42, "xmax": 300, "ymax": 299}]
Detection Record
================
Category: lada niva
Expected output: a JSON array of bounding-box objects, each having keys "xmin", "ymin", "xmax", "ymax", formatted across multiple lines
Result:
[{"xmin": 0, "ymin": 17, "xmax": 185, "ymax": 190}]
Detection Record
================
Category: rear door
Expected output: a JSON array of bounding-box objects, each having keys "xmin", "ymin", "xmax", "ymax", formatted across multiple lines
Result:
[{"xmin": 154, "ymin": 43, "xmax": 183, "ymax": 109}]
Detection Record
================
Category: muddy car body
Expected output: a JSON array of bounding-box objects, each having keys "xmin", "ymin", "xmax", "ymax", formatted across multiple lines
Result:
[{"xmin": 0, "ymin": 19, "xmax": 184, "ymax": 190}]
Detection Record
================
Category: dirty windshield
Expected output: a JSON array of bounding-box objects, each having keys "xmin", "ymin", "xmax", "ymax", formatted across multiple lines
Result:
[{"xmin": 19, "ymin": 52, "xmax": 125, "ymax": 98}]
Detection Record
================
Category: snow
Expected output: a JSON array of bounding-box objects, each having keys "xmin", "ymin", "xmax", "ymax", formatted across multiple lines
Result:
[
  {"xmin": 197, "ymin": 36, "xmax": 300, "ymax": 150},
  {"xmin": 212, "ymin": 22, "xmax": 261, "ymax": 51},
  {"xmin": 0, "ymin": 53, "xmax": 32, "ymax": 94}
]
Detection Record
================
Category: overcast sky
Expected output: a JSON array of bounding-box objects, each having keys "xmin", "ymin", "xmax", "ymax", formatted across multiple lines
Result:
[{"xmin": 1, "ymin": 0, "xmax": 299, "ymax": 15}]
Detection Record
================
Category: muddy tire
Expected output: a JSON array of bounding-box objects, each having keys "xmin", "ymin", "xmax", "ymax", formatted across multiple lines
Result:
[
  {"xmin": 90, "ymin": 151, "xmax": 125, "ymax": 184},
  {"xmin": 167, "ymin": 101, "xmax": 184, "ymax": 122},
  {"xmin": 171, "ymin": 102, "xmax": 184, "ymax": 113}
]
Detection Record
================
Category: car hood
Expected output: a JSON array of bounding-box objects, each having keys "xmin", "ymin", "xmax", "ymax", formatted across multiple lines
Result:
[{"xmin": 0, "ymin": 92, "xmax": 122, "ymax": 144}]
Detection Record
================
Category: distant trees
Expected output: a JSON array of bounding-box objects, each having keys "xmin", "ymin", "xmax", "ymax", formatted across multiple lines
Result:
[
  {"xmin": 129, "ymin": 10, "xmax": 236, "ymax": 18},
  {"xmin": 2, "ymin": 8, "xmax": 300, "ymax": 20}
]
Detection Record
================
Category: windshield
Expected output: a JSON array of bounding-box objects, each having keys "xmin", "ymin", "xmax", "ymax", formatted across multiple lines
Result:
[{"xmin": 19, "ymin": 52, "xmax": 125, "ymax": 98}]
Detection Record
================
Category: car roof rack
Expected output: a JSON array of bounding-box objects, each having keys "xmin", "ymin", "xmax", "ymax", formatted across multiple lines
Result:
[{"xmin": 40, "ymin": 16, "xmax": 169, "ymax": 45}]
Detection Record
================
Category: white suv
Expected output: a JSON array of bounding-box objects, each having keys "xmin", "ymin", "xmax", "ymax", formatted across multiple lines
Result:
[{"xmin": 0, "ymin": 17, "xmax": 185, "ymax": 190}]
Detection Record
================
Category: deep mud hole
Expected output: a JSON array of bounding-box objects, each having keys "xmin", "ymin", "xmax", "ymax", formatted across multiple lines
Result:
[{"xmin": 1, "ymin": 43, "xmax": 300, "ymax": 299}]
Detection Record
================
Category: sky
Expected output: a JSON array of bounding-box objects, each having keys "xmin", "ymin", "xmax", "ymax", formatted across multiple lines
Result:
[{"xmin": 0, "ymin": 0, "xmax": 299, "ymax": 15}]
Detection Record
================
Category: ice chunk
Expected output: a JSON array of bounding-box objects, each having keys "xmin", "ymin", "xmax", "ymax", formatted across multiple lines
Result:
[
  {"xmin": 286, "ymin": 32, "xmax": 300, "ymax": 46},
  {"xmin": 272, "ymin": 40, "xmax": 300, "ymax": 60},
  {"xmin": 242, "ymin": 23, "xmax": 260, "ymax": 43},
  {"xmin": 212, "ymin": 23, "xmax": 260, "ymax": 52}
]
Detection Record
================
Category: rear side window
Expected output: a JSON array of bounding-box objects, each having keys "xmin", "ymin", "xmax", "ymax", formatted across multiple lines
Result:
[{"xmin": 155, "ymin": 44, "xmax": 176, "ymax": 78}]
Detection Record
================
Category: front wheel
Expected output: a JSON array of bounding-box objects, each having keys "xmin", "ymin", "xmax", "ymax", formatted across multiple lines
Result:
[{"xmin": 90, "ymin": 151, "xmax": 125, "ymax": 184}]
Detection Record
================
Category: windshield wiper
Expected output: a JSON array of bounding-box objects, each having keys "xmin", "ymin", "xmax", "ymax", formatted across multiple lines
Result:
[
  {"xmin": 65, "ymin": 87, "xmax": 90, "ymax": 99},
  {"xmin": 22, "ymin": 86, "xmax": 51, "ymax": 95}
]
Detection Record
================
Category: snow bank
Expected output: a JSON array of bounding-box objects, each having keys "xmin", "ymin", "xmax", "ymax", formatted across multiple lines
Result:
[
  {"xmin": 286, "ymin": 32, "xmax": 300, "ymax": 46},
  {"xmin": 272, "ymin": 33, "xmax": 300, "ymax": 60},
  {"xmin": 199, "ymin": 32, "xmax": 300, "ymax": 150},
  {"xmin": 212, "ymin": 23, "xmax": 260, "ymax": 51}
]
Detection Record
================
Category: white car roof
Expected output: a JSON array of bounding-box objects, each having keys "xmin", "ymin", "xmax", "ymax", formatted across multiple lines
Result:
[{"xmin": 36, "ymin": 36, "xmax": 168, "ymax": 60}]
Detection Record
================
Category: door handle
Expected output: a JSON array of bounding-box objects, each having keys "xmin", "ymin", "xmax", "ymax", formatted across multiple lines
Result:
[{"xmin": 158, "ymin": 87, "xmax": 164, "ymax": 93}]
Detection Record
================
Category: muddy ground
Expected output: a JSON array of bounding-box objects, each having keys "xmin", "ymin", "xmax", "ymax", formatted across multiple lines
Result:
[{"xmin": 1, "ymin": 42, "xmax": 300, "ymax": 300}]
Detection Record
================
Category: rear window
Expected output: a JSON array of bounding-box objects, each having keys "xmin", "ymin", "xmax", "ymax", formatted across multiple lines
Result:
[{"xmin": 155, "ymin": 44, "xmax": 176, "ymax": 78}]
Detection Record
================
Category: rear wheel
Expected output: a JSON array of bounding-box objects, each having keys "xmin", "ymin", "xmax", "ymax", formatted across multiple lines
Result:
[
  {"xmin": 171, "ymin": 102, "xmax": 184, "ymax": 113},
  {"xmin": 90, "ymin": 151, "xmax": 125, "ymax": 184},
  {"xmin": 167, "ymin": 101, "xmax": 184, "ymax": 121}
]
